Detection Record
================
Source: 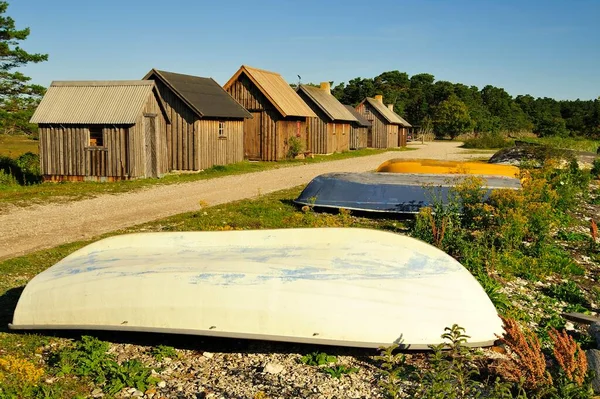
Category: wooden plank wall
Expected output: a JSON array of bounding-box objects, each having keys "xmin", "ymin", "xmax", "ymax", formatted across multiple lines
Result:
[
  {"xmin": 350, "ymin": 125, "xmax": 368, "ymax": 149},
  {"xmin": 227, "ymin": 73, "xmax": 308, "ymax": 161},
  {"xmin": 196, "ymin": 120, "xmax": 244, "ymax": 169},
  {"xmin": 276, "ymin": 117, "xmax": 307, "ymax": 161},
  {"xmin": 307, "ymin": 116, "xmax": 328, "ymax": 154},
  {"xmin": 226, "ymin": 74, "xmax": 264, "ymax": 111},
  {"xmin": 356, "ymin": 103, "xmax": 401, "ymax": 148},
  {"xmin": 399, "ymin": 127, "xmax": 407, "ymax": 147},
  {"xmin": 39, "ymin": 125, "xmax": 87, "ymax": 177},
  {"xmin": 329, "ymin": 122, "xmax": 350, "ymax": 153},
  {"xmin": 153, "ymin": 79, "xmax": 196, "ymax": 171}
]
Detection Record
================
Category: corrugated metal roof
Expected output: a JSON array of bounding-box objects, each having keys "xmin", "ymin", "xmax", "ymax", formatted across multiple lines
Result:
[
  {"xmin": 145, "ymin": 69, "xmax": 252, "ymax": 119},
  {"xmin": 364, "ymin": 97, "xmax": 412, "ymax": 127},
  {"xmin": 344, "ymin": 105, "xmax": 372, "ymax": 127},
  {"xmin": 297, "ymin": 85, "xmax": 357, "ymax": 122},
  {"xmin": 224, "ymin": 65, "xmax": 316, "ymax": 118},
  {"xmin": 30, "ymin": 81, "xmax": 155, "ymax": 124}
]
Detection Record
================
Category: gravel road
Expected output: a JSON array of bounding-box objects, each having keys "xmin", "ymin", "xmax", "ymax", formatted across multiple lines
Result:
[{"xmin": 0, "ymin": 142, "xmax": 492, "ymax": 260}]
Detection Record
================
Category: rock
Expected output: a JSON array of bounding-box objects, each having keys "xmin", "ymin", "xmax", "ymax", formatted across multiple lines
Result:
[
  {"xmin": 588, "ymin": 322, "xmax": 600, "ymax": 348},
  {"xmin": 91, "ymin": 388, "xmax": 104, "ymax": 398},
  {"xmin": 263, "ymin": 362, "xmax": 284, "ymax": 374},
  {"xmin": 157, "ymin": 381, "xmax": 167, "ymax": 388},
  {"xmin": 127, "ymin": 387, "xmax": 137, "ymax": 394},
  {"xmin": 132, "ymin": 390, "xmax": 144, "ymax": 397},
  {"xmin": 203, "ymin": 351, "xmax": 214, "ymax": 359},
  {"xmin": 586, "ymin": 349, "xmax": 600, "ymax": 393}
]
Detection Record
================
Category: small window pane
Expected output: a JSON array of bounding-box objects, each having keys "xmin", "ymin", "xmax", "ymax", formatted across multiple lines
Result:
[{"xmin": 90, "ymin": 127, "xmax": 103, "ymax": 146}]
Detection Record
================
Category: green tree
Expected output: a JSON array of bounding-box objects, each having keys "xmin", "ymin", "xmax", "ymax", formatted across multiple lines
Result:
[
  {"xmin": 434, "ymin": 95, "xmax": 473, "ymax": 139},
  {"xmin": 0, "ymin": 1, "xmax": 47, "ymax": 135}
]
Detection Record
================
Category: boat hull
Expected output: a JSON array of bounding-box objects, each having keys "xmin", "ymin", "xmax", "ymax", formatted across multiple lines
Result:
[
  {"xmin": 377, "ymin": 159, "xmax": 520, "ymax": 178},
  {"xmin": 294, "ymin": 172, "xmax": 520, "ymax": 214},
  {"xmin": 10, "ymin": 228, "xmax": 503, "ymax": 349}
]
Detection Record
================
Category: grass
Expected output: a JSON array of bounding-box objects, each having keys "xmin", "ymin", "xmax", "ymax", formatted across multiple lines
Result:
[
  {"xmin": 0, "ymin": 146, "xmax": 413, "ymax": 210},
  {"xmin": 519, "ymin": 136, "xmax": 600, "ymax": 153},
  {"xmin": 0, "ymin": 134, "xmax": 38, "ymax": 157}
]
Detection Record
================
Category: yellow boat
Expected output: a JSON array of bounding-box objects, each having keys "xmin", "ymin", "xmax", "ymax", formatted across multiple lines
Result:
[{"xmin": 376, "ymin": 159, "xmax": 520, "ymax": 178}]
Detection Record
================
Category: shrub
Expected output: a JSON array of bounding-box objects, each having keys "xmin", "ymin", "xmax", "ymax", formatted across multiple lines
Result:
[
  {"xmin": 0, "ymin": 152, "xmax": 41, "ymax": 185},
  {"xmin": 462, "ymin": 133, "xmax": 512, "ymax": 149},
  {"xmin": 50, "ymin": 336, "xmax": 158, "ymax": 395},
  {"xmin": 286, "ymin": 136, "xmax": 304, "ymax": 159}
]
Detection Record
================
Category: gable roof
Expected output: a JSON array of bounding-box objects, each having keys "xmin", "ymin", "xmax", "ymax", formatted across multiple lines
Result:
[
  {"xmin": 30, "ymin": 81, "xmax": 169, "ymax": 124},
  {"xmin": 344, "ymin": 105, "xmax": 372, "ymax": 127},
  {"xmin": 144, "ymin": 69, "xmax": 251, "ymax": 119},
  {"xmin": 297, "ymin": 85, "xmax": 357, "ymax": 122},
  {"xmin": 223, "ymin": 65, "xmax": 316, "ymax": 118},
  {"xmin": 362, "ymin": 97, "xmax": 412, "ymax": 127}
]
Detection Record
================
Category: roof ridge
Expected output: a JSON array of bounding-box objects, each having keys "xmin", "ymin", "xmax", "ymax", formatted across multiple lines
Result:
[
  {"xmin": 242, "ymin": 65, "xmax": 282, "ymax": 76},
  {"xmin": 51, "ymin": 80, "xmax": 154, "ymax": 87}
]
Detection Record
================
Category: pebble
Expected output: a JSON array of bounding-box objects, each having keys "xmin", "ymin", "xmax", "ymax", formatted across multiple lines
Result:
[
  {"xmin": 203, "ymin": 351, "xmax": 214, "ymax": 359},
  {"xmin": 91, "ymin": 388, "xmax": 104, "ymax": 398},
  {"xmin": 263, "ymin": 362, "xmax": 284, "ymax": 374},
  {"xmin": 157, "ymin": 381, "xmax": 166, "ymax": 388}
]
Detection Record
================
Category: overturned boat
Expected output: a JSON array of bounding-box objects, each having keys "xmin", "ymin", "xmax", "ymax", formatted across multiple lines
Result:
[
  {"xmin": 377, "ymin": 159, "xmax": 520, "ymax": 178},
  {"xmin": 10, "ymin": 228, "xmax": 503, "ymax": 349},
  {"xmin": 294, "ymin": 172, "xmax": 521, "ymax": 214}
]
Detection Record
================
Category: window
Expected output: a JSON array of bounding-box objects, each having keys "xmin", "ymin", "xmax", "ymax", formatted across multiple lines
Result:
[
  {"xmin": 89, "ymin": 126, "xmax": 103, "ymax": 146},
  {"xmin": 218, "ymin": 121, "xmax": 226, "ymax": 138}
]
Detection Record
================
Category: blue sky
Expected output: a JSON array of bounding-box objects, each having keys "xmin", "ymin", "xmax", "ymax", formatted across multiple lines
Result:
[{"xmin": 11, "ymin": 0, "xmax": 600, "ymax": 100}]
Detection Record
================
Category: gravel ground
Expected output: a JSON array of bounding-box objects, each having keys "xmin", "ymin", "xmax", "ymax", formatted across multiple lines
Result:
[{"xmin": 0, "ymin": 142, "xmax": 492, "ymax": 260}]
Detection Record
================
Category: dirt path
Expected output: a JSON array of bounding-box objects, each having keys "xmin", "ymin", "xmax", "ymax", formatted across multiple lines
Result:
[{"xmin": 0, "ymin": 142, "xmax": 492, "ymax": 260}]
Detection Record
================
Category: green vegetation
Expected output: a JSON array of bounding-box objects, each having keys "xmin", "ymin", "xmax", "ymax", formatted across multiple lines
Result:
[
  {"xmin": 0, "ymin": 146, "xmax": 412, "ymax": 209},
  {"xmin": 150, "ymin": 345, "xmax": 178, "ymax": 362},
  {"xmin": 0, "ymin": 135, "xmax": 38, "ymax": 157},
  {"xmin": 51, "ymin": 336, "xmax": 158, "ymax": 395},
  {"xmin": 461, "ymin": 132, "xmax": 514, "ymax": 149},
  {"xmin": 322, "ymin": 365, "xmax": 358, "ymax": 379},
  {"xmin": 331, "ymin": 71, "xmax": 599, "ymax": 139},
  {"xmin": 0, "ymin": 1, "xmax": 47, "ymax": 137},
  {"xmin": 517, "ymin": 136, "xmax": 600, "ymax": 153},
  {"xmin": 300, "ymin": 352, "xmax": 337, "ymax": 366}
]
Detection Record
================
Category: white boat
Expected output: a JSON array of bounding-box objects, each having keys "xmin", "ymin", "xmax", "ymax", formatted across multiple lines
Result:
[{"xmin": 10, "ymin": 228, "xmax": 503, "ymax": 349}]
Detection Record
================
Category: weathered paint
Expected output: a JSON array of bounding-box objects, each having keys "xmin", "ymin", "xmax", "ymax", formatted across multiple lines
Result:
[{"xmin": 10, "ymin": 228, "xmax": 503, "ymax": 349}]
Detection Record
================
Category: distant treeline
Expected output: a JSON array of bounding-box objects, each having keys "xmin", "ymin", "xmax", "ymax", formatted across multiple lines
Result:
[{"xmin": 318, "ymin": 71, "xmax": 599, "ymax": 138}]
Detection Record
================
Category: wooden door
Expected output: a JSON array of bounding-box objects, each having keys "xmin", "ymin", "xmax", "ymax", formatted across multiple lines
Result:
[
  {"xmin": 144, "ymin": 115, "xmax": 158, "ymax": 178},
  {"xmin": 367, "ymin": 127, "xmax": 373, "ymax": 148},
  {"xmin": 244, "ymin": 112, "xmax": 262, "ymax": 160}
]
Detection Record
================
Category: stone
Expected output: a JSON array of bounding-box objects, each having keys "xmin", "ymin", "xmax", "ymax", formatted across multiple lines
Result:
[
  {"xmin": 586, "ymin": 349, "xmax": 600, "ymax": 393},
  {"xmin": 263, "ymin": 362, "xmax": 284, "ymax": 374},
  {"xmin": 203, "ymin": 352, "xmax": 214, "ymax": 359},
  {"xmin": 157, "ymin": 381, "xmax": 167, "ymax": 388},
  {"xmin": 132, "ymin": 390, "xmax": 144, "ymax": 397},
  {"xmin": 91, "ymin": 388, "xmax": 104, "ymax": 398},
  {"xmin": 588, "ymin": 322, "xmax": 600, "ymax": 349}
]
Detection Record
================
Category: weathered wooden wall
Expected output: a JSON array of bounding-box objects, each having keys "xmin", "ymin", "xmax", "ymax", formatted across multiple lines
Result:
[
  {"xmin": 153, "ymin": 79, "xmax": 196, "ymax": 171},
  {"xmin": 356, "ymin": 103, "xmax": 398, "ymax": 149},
  {"xmin": 196, "ymin": 120, "xmax": 244, "ymax": 169},
  {"xmin": 226, "ymin": 73, "xmax": 307, "ymax": 161},
  {"xmin": 329, "ymin": 122, "xmax": 350, "ymax": 153},
  {"xmin": 349, "ymin": 125, "xmax": 368, "ymax": 150},
  {"xmin": 399, "ymin": 127, "xmax": 408, "ymax": 147},
  {"xmin": 38, "ymin": 92, "xmax": 168, "ymax": 181}
]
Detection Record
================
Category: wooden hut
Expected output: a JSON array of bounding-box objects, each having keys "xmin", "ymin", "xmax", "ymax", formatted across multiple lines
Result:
[
  {"xmin": 344, "ymin": 105, "xmax": 371, "ymax": 150},
  {"xmin": 296, "ymin": 82, "xmax": 358, "ymax": 154},
  {"xmin": 143, "ymin": 69, "xmax": 252, "ymax": 171},
  {"xmin": 223, "ymin": 65, "xmax": 316, "ymax": 161},
  {"xmin": 356, "ymin": 95, "xmax": 412, "ymax": 148},
  {"xmin": 30, "ymin": 81, "xmax": 170, "ymax": 182}
]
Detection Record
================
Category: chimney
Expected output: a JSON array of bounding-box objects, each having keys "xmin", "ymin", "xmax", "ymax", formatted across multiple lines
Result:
[
  {"xmin": 374, "ymin": 94, "xmax": 384, "ymax": 103},
  {"xmin": 320, "ymin": 81, "xmax": 331, "ymax": 93},
  {"xmin": 387, "ymin": 104, "xmax": 394, "ymax": 111}
]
